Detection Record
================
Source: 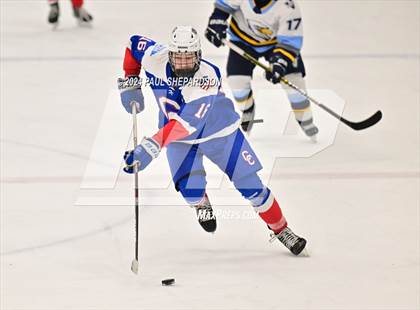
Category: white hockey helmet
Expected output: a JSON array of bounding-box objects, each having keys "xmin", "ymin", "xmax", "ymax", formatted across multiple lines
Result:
[{"xmin": 168, "ymin": 26, "xmax": 202, "ymax": 78}]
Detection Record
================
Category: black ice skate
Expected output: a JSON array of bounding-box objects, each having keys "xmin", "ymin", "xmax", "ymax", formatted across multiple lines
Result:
[
  {"xmin": 297, "ymin": 119, "xmax": 319, "ymax": 143},
  {"xmin": 48, "ymin": 2, "xmax": 59, "ymax": 25},
  {"xmin": 73, "ymin": 6, "xmax": 93, "ymax": 25},
  {"xmin": 270, "ymin": 227, "xmax": 307, "ymax": 256},
  {"xmin": 192, "ymin": 195, "xmax": 216, "ymax": 233},
  {"xmin": 240, "ymin": 103, "xmax": 256, "ymax": 132}
]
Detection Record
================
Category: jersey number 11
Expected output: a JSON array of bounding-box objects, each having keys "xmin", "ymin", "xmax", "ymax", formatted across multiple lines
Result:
[{"xmin": 195, "ymin": 103, "xmax": 211, "ymax": 119}]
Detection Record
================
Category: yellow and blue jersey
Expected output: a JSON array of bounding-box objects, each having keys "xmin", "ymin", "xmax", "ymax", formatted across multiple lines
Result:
[{"xmin": 215, "ymin": 0, "xmax": 304, "ymax": 61}]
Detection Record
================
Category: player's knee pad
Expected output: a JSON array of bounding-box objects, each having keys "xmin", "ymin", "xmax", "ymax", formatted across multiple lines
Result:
[
  {"xmin": 231, "ymin": 172, "xmax": 279, "ymax": 217},
  {"xmin": 175, "ymin": 170, "xmax": 206, "ymax": 205},
  {"xmin": 233, "ymin": 172, "xmax": 265, "ymax": 203},
  {"xmin": 283, "ymin": 73, "xmax": 306, "ymax": 94},
  {"xmin": 283, "ymin": 73, "xmax": 312, "ymax": 120},
  {"xmin": 227, "ymin": 75, "xmax": 254, "ymax": 111},
  {"xmin": 288, "ymin": 93, "xmax": 312, "ymax": 123},
  {"xmin": 250, "ymin": 187, "xmax": 275, "ymax": 214},
  {"xmin": 289, "ymin": 95, "xmax": 310, "ymax": 112},
  {"xmin": 233, "ymin": 173, "xmax": 276, "ymax": 213},
  {"xmin": 240, "ymin": 186, "xmax": 275, "ymax": 215}
]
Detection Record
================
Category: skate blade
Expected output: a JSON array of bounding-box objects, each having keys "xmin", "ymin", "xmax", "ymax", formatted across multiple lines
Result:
[
  {"xmin": 131, "ymin": 259, "xmax": 139, "ymax": 274},
  {"xmin": 242, "ymin": 118, "xmax": 263, "ymax": 136},
  {"xmin": 300, "ymin": 248, "xmax": 310, "ymax": 257},
  {"xmin": 268, "ymin": 233, "xmax": 278, "ymax": 243},
  {"xmin": 309, "ymin": 135, "xmax": 318, "ymax": 143},
  {"xmin": 77, "ymin": 20, "xmax": 93, "ymax": 28},
  {"xmin": 249, "ymin": 119, "xmax": 264, "ymax": 125},
  {"xmin": 245, "ymin": 127, "xmax": 253, "ymax": 137},
  {"xmin": 51, "ymin": 22, "xmax": 59, "ymax": 31}
]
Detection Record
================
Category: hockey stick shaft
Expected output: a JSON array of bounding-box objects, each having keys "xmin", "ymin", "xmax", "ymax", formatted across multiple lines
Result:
[
  {"xmin": 131, "ymin": 103, "xmax": 139, "ymax": 274},
  {"xmin": 222, "ymin": 39, "xmax": 382, "ymax": 131}
]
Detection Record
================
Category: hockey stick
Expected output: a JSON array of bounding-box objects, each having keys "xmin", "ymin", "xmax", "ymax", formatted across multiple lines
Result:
[
  {"xmin": 220, "ymin": 38, "xmax": 382, "ymax": 131},
  {"xmin": 130, "ymin": 103, "xmax": 140, "ymax": 274}
]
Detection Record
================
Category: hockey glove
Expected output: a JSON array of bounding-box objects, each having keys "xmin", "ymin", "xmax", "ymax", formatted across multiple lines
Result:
[
  {"xmin": 265, "ymin": 53, "xmax": 291, "ymax": 84},
  {"xmin": 117, "ymin": 76, "xmax": 144, "ymax": 114},
  {"xmin": 205, "ymin": 8, "xmax": 229, "ymax": 48},
  {"xmin": 123, "ymin": 137, "xmax": 161, "ymax": 173}
]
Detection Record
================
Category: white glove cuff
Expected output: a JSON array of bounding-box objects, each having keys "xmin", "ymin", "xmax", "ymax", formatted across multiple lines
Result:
[{"xmin": 140, "ymin": 137, "xmax": 161, "ymax": 159}]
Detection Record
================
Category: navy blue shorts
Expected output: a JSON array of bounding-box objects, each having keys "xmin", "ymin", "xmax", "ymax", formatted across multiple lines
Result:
[{"xmin": 226, "ymin": 41, "xmax": 306, "ymax": 77}]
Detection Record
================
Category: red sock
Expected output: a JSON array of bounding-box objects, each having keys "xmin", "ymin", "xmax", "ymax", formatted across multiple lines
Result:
[
  {"xmin": 71, "ymin": 0, "xmax": 83, "ymax": 8},
  {"xmin": 257, "ymin": 194, "xmax": 287, "ymax": 234}
]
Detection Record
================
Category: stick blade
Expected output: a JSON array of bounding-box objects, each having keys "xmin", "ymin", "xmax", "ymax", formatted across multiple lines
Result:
[
  {"xmin": 344, "ymin": 110, "xmax": 382, "ymax": 130},
  {"xmin": 249, "ymin": 119, "xmax": 264, "ymax": 125},
  {"xmin": 131, "ymin": 259, "xmax": 139, "ymax": 274}
]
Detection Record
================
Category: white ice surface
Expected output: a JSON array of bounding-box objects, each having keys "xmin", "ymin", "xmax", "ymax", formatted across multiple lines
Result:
[{"xmin": 1, "ymin": 1, "xmax": 419, "ymax": 309}]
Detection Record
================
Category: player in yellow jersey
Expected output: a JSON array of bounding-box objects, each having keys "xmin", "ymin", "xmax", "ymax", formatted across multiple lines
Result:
[{"xmin": 205, "ymin": 0, "xmax": 318, "ymax": 140}]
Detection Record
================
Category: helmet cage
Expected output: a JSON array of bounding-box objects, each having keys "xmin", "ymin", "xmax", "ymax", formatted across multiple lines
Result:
[
  {"xmin": 169, "ymin": 50, "xmax": 201, "ymax": 78},
  {"xmin": 168, "ymin": 26, "xmax": 201, "ymax": 78}
]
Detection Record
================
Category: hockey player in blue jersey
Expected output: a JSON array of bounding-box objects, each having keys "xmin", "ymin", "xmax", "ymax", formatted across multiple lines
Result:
[
  {"xmin": 205, "ymin": 0, "xmax": 318, "ymax": 139},
  {"xmin": 118, "ymin": 26, "xmax": 307, "ymax": 255}
]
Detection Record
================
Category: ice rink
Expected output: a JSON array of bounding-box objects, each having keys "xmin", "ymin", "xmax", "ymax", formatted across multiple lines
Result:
[{"xmin": 1, "ymin": 1, "xmax": 419, "ymax": 309}]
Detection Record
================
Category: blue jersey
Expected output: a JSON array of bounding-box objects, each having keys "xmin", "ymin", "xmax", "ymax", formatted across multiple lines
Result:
[{"xmin": 127, "ymin": 35, "xmax": 241, "ymax": 144}]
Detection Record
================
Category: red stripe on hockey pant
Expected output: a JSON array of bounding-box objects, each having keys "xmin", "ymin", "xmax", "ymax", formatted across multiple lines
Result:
[
  {"xmin": 71, "ymin": 0, "xmax": 84, "ymax": 8},
  {"xmin": 258, "ymin": 198, "xmax": 287, "ymax": 234},
  {"xmin": 123, "ymin": 48, "xmax": 141, "ymax": 77},
  {"xmin": 152, "ymin": 119, "xmax": 190, "ymax": 148}
]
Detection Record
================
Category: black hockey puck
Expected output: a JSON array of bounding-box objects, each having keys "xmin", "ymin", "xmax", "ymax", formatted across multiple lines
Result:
[{"xmin": 161, "ymin": 278, "xmax": 175, "ymax": 286}]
